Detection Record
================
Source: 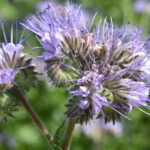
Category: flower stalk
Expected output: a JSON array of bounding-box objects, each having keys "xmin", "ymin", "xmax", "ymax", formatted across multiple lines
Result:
[
  {"xmin": 11, "ymin": 85, "xmax": 53, "ymax": 144},
  {"xmin": 61, "ymin": 118, "xmax": 75, "ymax": 150}
]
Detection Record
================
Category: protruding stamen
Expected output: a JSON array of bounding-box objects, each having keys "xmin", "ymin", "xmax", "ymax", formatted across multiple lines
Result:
[
  {"xmin": 1, "ymin": 21, "xmax": 8, "ymax": 44},
  {"xmin": 11, "ymin": 23, "xmax": 13, "ymax": 43}
]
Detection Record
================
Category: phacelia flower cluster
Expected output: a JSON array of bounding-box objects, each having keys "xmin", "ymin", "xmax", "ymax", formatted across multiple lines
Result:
[
  {"xmin": 22, "ymin": 3, "xmax": 150, "ymax": 124},
  {"xmin": 0, "ymin": 22, "xmax": 36, "ymax": 91},
  {"xmin": 22, "ymin": 2, "xmax": 92, "ymax": 83},
  {"xmin": 21, "ymin": 2, "xmax": 88, "ymax": 60}
]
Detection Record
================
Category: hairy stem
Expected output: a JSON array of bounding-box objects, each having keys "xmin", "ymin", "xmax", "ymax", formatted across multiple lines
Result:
[
  {"xmin": 61, "ymin": 118, "xmax": 75, "ymax": 150},
  {"xmin": 11, "ymin": 85, "xmax": 53, "ymax": 144}
]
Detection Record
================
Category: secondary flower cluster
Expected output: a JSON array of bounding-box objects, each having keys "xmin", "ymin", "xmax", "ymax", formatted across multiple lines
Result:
[
  {"xmin": 10, "ymin": 2, "xmax": 150, "ymax": 124},
  {"xmin": 0, "ymin": 22, "xmax": 36, "ymax": 92}
]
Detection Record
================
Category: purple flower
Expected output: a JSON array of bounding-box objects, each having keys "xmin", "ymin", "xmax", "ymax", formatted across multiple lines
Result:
[
  {"xmin": 0, "ymin": 69, "xmax": 15, "ymax": 84},
  {"xmin": 21, "ymin": 2, "xmax": 89, "ymax": 60},
  {"xmin": 79, "ymin": 99, "xmax": 90, "ymax": 110},
  {"xmin": 70, "ymin": 86, "xmax": 90, "ymax": 97},
  {"xmin": 133, "ymin": 0, "xmax": 150, "ymax": 14},
  {"xmin": 22, "ymin": 2, "xmax": 150, "ymax": 124},
  {"xmin": 65, "ymin": 19, "xmax": 150, "ymax": 124},
  {"xmin": 0, "ymin": 21, "xmax": 34, "ymax": 91}
]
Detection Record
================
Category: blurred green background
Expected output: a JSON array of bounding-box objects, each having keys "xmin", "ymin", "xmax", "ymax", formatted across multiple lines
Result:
[{"xmin": 0, "ymin": 0, "xmax": 150, "ymax": 150}]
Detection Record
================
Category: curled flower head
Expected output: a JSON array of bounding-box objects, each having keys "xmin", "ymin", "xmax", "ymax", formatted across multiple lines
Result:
[
  {"xmin": 21, "ymin": 2, "xmax": 90, "ymax": 61},
  {"xmin": 66, "ymin": 20, "xmax": 150, "ymax": 124},
  {"xmin": 0, "ymin": 21, "xmax": 36, "ymax": 91},
  {"xmin": 65, "ymin": 21, "xmax": 150, "ymax": 124},
  {"xmin": 23, "ymin": 2, "xmax": 150, "ymax": 124}
]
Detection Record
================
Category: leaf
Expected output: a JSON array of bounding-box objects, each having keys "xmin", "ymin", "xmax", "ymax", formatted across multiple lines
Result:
[
  {"xmin": 0, "ymin": 90, "xmax": 19, "ymax": 121},
  {"xmin": 52, "ymin": 120, "xmax": 65, "ymax": 150}
]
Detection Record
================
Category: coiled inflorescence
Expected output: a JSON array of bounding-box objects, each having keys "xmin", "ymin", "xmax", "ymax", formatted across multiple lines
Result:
[
  {"xmin": 22, "ymin": 3, "xmax": 150, "ymax": 124},
  {"xmin": 0, "ymin": 21, "xmax": 38, "ymax": 121},
  {"xmin": 0, "ymin": 21, "xmax": 37, "ymax": 92}
]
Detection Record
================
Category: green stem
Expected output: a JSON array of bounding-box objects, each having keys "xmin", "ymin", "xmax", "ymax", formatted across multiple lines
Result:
[
  {"xmin": 11, "ymin": 85, "xmax": 53, "ymax": 144},
  {"xmin": 61, "ymin": 118, "xmax": 75, "ymax": 150}
]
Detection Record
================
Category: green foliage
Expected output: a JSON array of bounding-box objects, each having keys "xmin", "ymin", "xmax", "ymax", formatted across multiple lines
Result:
[
  {"xmin": 96, "ymin": 88, "xmax": 114, "ymax": 103},
  {"xmin": 15, "ymin": 65, "xmax": 37, "ymax": 94},
  {"xmin": 0, "ymin": 91, "xmax": 19, "ymax": 122},
  {"xmin": 52, "ymin": 121, "xmax": 65, "ymax": 150}
]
